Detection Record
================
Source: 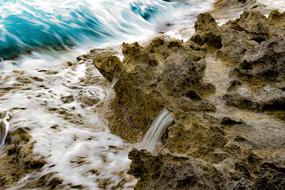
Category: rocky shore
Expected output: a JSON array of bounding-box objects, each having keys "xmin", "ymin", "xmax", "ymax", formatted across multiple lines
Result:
[
  {"xmin": 92, "ymin": 4, "xmax": 285, "ymax": 190},
  {"xmin": 0, "ymin": 127, "xmax": 66, "ymax": 189},
  {"xmin": 0, "ymin": 0, "xmax": 285, "ymax": 189}
]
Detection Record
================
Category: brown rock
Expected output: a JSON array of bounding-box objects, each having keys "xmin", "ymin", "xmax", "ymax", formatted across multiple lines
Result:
[{"xmin": 0, "ymin": 128, "xmax": 46, "ymax": 188}]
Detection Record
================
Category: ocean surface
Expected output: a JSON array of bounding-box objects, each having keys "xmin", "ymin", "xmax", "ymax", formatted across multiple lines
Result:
[
  {"xmin": 0, "ymin": 0, "xmax": 215, "ymax": 61},
  {"xmin": 0, "ymin": 0, "xmax": 283, "ymax": 189}
]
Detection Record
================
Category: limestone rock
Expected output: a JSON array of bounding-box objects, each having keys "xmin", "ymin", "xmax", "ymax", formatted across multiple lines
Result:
[
  {"xmin": 90, "ymin": 8, "xmax": 285, "ymax": 190},
  {"xmin": 191, "ymin": 13, "xmax": 222, "ymax": 49},
  {"xmin": 92, "ymin": 37, "xmax": 215, "ymax": 142}
]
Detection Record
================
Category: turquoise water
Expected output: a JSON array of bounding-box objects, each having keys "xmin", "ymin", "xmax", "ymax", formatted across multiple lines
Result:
[
  {"xmin": 0, "ymin": 0, "xmax": 189, "ymax": 60},
  {"xmin": 0, "ymin": 1, "xmax": 218, "ymax": 189}
]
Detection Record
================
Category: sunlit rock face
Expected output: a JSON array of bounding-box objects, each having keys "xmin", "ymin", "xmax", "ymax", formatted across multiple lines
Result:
[
  {"xmin": 93, "ymin": 8, "xmax": 285, "ymax": 190},
  {"xmin": 92, "ymin": 37, "xmax": 216, "ymax": 142}
]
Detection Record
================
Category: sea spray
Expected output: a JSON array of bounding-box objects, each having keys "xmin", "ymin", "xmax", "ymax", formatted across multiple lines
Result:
[
  {"xmin": 102, "ymin": 77, "xmax": 119, "ymax": 114},
  {"xmin": 0, "ymin": 0, "xmax": 216, "ymax": 60},
  {"xmin": 0, "ymin": 112, "xmax": 11, "ymax": 148},
  {"xmin": 139, "ymin": 108, "xmax": 173, "ymax": 154},
  {"xmin": 0, "ymin": 0, "xmax": 169, "ymax": 60}
]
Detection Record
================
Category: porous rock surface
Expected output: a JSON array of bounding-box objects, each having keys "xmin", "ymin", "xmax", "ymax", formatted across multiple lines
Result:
[
  {"xmin": 0, "ymin": 127, "xmax": 69, "ymax": 189},
  {"xmin": 91, "ymin": 39, "xmax": 215, "ymax": 142},
  {"xmin": 0, "ymin": 127, "xmax": 46, "ymax": 188},
  {"xmin": 92, "ymin": 9, "xmax": 285, "ymax": 190}
]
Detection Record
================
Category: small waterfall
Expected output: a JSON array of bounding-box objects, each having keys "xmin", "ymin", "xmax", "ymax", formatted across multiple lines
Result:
[
  {"xmin": 0, "ymin": 112, "xmax": 11, "ymax": 148},
  {"xmin": 102, "ymin": 77, "xmax": 119, "ymax": 114},
  {"xmin": 139, "ymin": 108, "xmax": 173, "ymax": 154}
]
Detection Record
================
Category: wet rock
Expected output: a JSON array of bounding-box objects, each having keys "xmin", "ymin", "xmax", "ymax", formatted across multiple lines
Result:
[
  {"xmin": 228, "ymin": 80, "xmax": 242, "ymax": 91},
  {"xmin": 191, "ymin": 13, "xmax": 222, "ymax": 49},
  {"xmin": 0, "ymin": 128, "xmax": 46, "ymax": 187},
  {"xmin": 92, "ymin": 37, "xmax": 215, "ymax": 142},
  {"xmin": 224, "ymin": 93, "xmax": 261, "ymax": 111},
  {"xmin": 90, "ymin": 8, "xmax": 285, "ymax": 190},
  {"xmin": 207, "ymin": 9, "xmax": 285, "ymax": 117},
  {"xmin": 254, "ymin": 163, "xmax": 285, "ymax": 190},
  {"xmin": 165, "ymin": 115, "xmax": 228, "ymax": 163},
  {"xmin": 78, "ymin": 89, "xmax": 102, "ymax": 107},
  {"xmin": 236, "ymin": 39, "xmax": 285, "ymax": 81},
  {"xmin": 218, "ymin": 11, "xmax": 285, "ymax": 81},
  {"xmin": 16, "ymin": 172, "xmax": 70, "ymax": 190},
  {"xmin": 261, "ymin": 96, "xmax": 285, "ymax": 111},
  {"xmin": 237, "ymin": 11, "xmax": 269, "ymax": 42},
  {"xmin": 61, "ymin": 95, "xmax": 74, "ymax": 104},
  {"xmin": 129, "ymin": 149, "xmax": 225, "ymax": 190},
  {"xmin": 224, "ymin": 87, "xmax": 285, "ymax": 112},
  {"xmin": 220, "ymin": 117, "xmax": 245, "ymax": 125},
  {"xmin": 195, "ymin": 13, "xmax": 219, "ymax": 32}
]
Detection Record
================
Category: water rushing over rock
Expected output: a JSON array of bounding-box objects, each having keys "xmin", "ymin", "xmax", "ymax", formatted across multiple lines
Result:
[
  {"xmin": 0, "ymin": 0, "xmax": 218, "ymax": 188},
  {"xmin": 139, "ymin": 108, "xmax": 173, "ymax": 154},
  {"xmin": 1, "ymin": 0, "xmax": 285, "ymax": 189},
  {"xmin": 102, "ymin": 77, "xmax": 119, "ymax": 115},
  {"xmin": 0, "ymin": 112, "xmax": 11, "ymax": 148},
  {"xmin": 0, "ymin": 57, "xmax": 136, "ymax": 189}
]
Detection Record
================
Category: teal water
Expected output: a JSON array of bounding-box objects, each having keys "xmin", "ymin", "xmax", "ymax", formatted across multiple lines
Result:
[{"xmin": 0, "ymin": 0, "xmax": 194, "ymax": 60}]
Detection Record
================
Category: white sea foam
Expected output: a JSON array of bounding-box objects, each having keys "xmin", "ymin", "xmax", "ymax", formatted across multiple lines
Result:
[
  {"xmin": 0, "ymin": 59, "xmax": 136, "ymax": 189},
  {"xmin": 258, "ymin": 0, "xmax": 285, "ymax": 11}
]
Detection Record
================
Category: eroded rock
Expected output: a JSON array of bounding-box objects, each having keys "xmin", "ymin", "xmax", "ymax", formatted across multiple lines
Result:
[
  {"xmin": 92, "ymin": 37, "xmax": 215, "ymax": 142},
  {"xmin": 0, "ymin": 128, "xmax": 46, "ymax": 187},
  {"xmin": 91, "ymin": 8, "xmax": 285, "ymax": 190}
]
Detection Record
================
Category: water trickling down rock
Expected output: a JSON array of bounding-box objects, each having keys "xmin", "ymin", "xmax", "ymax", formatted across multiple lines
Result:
[
  {"xmin": 139, "ymin": 108, "xmax": 173, "ymax": 154},
  {"xmin": 0, "ymin": 112, "xmax": 11, "ymax": 148}
]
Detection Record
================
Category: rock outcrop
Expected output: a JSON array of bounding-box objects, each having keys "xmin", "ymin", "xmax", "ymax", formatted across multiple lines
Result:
[
  {"xmin": 91, "ymin": 9, "xmax": 285, "ymax": 190},
  {"xmin": 91, "ymin": 39, "xmax": 215, "ymax": 142}
]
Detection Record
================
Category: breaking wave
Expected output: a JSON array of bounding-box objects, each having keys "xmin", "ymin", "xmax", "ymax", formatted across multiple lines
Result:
[{"xmin": 0, "ymin": 0, "xmax": 213, "ymax": 60}]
